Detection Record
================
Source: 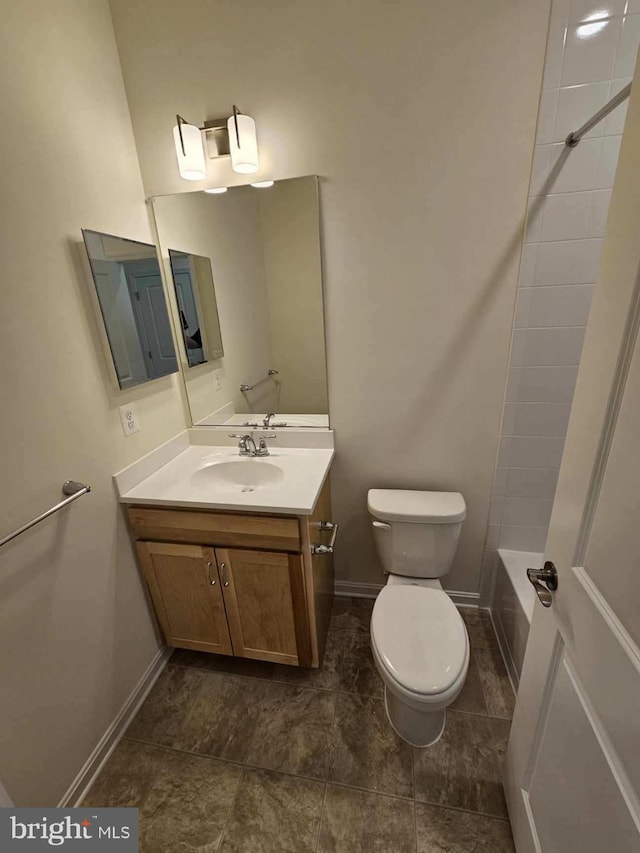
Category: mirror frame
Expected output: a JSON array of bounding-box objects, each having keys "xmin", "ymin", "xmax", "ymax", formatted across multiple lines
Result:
[
  {"xmin": 81, "ymin": 228, "xmax": 179, "ymax": 391},
  {"xmin": 149, "ymin": 175, "xmax": 331, "ymax": 430}
]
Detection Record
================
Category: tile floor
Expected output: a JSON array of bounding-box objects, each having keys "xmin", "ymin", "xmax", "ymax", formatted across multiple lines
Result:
[{"xmin": 83, "ymin": 599, "xmax": 516, "ymax": 852}]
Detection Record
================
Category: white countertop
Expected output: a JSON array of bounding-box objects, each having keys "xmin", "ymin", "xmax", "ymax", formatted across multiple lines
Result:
[{"xmin": 116, "ymin": 444, "xmax": 335, "ymax": 515}]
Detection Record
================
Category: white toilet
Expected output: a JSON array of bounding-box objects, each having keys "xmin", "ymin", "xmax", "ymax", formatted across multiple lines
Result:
[{"xmin": 368, "ymin": 488, "xmax": 469, "ymax": 747}]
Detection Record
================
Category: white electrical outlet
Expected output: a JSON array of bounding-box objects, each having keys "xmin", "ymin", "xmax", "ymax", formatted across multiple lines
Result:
[
  {"xmin": 119, "ymin": 403, "xmax": 140, "ymax": 436},
  {"xmin": 214, "ymin": 370, "xmax": 222, "ymax": 392}
]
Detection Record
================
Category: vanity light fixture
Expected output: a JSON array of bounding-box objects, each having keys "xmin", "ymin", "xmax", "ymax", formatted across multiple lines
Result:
[
  {"xmin": 173, "ymin": 119, "xmax": 206, "ymax": 181},
  {"xmin": 204, "ymin": 187, "xmax": 228, "ymax": 194},
  {"xmin": 250, "ymin": 180, "xmax": 274, "ymax": 188},
  {"xmin": 173, "ymin": 105, "xmax": 259, "ymax": 181}
]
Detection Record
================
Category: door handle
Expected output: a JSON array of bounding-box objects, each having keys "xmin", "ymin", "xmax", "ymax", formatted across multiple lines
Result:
[{"xmin": 527, "ymin": 561, "xmax": 558, "ymax": 608}]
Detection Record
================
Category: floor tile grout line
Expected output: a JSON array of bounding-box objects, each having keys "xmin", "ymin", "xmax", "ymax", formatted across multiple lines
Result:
[
  {"xmin": 121, "ymin": 733, "xmax": 421, "ymax": 806},
  {"xmin": 216, "ymin": 764, "xmax": 246, "ymax": 851},
  {"xmin": 411, "ymin": 792, "xmax": 510, "ymax": 823},
  {"xmin": 414, "ymin": 798, "xmax": 513, "ymax": 823},
  {"xmin": 324, "ymin": 649, "xmax": 344, "ymax": 797},
  {"xmin": 122, "ymin": 736, "xmax": 248, "ymax": 772},
  {"xmin": 169, "ymin": 661, "xmax": 275, "ymax": 684},
  {"xmin": 114, "ymin": 604, "xmax": 515, "ymax": 835},
  {"xmin": 314, "ymin": 782, "xmax": 329, "ymax": 853},
  {"xmin": 411, "ymin": 739, "xmax": 418, "ymax": 853},
  {"xmin": 95, "ymin": 730, "xmax": 514, "ymax": 826}
]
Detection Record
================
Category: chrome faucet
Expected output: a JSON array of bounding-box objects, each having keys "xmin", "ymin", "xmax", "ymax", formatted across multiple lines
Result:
[
  {"xmin": 263, "ymin": 413, "xmax": 275, "ymax": 429},
  {"xmin": 229, "ymin": 432, "xmax": 277, "ymax": 457}
]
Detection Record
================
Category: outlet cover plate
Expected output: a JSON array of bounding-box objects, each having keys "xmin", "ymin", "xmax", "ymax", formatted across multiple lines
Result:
[{"xmin": 119, "ymin": 403, "xmax": 140, "ymax": 437}]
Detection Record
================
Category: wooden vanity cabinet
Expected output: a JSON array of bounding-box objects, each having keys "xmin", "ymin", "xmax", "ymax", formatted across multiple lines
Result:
[
  {"xmin": 128, "ymin": 479, "xmax": 333, "ymax": 668},
  {"xmin": 135, "ymin": 542, "xmax": 232, "ymax": 655}
]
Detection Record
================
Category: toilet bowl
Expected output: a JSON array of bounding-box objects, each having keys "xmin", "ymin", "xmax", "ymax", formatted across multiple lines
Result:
[{"xmin": 367, "ymin": 488, "xmax": 469, "ymax": 746}]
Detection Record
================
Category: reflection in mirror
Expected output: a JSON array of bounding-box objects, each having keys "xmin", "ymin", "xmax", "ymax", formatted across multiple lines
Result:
[
  {"xmin": 168, "ymin": 250, "xmax": 224, "ymax": 368},
  {"xmin": 152, "ymin": 176, "xmax": 328, "ymax": 427},
  {"xmin": 82, "ymin": 229, "xmax": 178, "ymax": 389}
]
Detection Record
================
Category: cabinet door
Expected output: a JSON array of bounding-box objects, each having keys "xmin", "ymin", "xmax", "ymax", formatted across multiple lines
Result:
[
  {"xmin": 136, "ymin": 542, "xmax": 233, "ymax": 655},
  {"xmin": 216, "ymin": 548, "xmax": 311, "ymax": 666}
]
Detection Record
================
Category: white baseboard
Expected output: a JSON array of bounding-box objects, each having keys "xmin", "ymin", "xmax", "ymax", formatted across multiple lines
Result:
[
  {"xmin": 334, "ymin": 580, "xmax": 383, "ymax": 599},
  {"xmin": 335, "ymin": 580, "xmax": 480, "ymax": 608},
  {"xmin": 59, "ymin": 646, "xmax": 172, "ymax": 808},
  {"xmin": 490, "ymin": 608, "xmax": 519, "ymax": 694},
  {"xmin": 447, "ymin": 590, "xmax": 481, "ymax": 607},
  {"xmin": 0, "ymin": 780, "xmax": 13, "ymax": 807}
]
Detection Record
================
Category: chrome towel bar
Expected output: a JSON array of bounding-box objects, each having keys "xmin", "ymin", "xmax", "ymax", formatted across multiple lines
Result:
[
  {"xmin": 0, "ymin": 480, "xmax": 91, "ymax": 549},
  {"xmin": 240, "ymin": 368, "xmax": 279, "ymax": 393}
]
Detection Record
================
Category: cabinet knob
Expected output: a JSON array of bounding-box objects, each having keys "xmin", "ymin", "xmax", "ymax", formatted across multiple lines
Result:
[
  {"xmin": 220, "ymin": 561, "xmax": 229, "ymax": 587},
  {"xmin": 206, "ymin": 560, "xmax": 216, "ymax": 586}
]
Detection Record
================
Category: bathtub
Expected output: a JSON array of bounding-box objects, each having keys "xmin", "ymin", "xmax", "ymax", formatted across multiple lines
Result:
[{"xmin": 491, "ymin": 549, "xmax": 539, "ymax": 691}]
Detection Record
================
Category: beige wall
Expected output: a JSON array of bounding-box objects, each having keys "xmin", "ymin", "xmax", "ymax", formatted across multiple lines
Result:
[
  {"xmin": 0, "ymin": 0, "xmax": 188, "ymax": 805},
  {"xmin": 110, "ymin": 0, "xmax": 550, "ymax": 593},
  {"xmin": 258, "ymin": 178, "xmax": 328, "ymax": 414},
  {"xmin": 152, "ymin": 190, "xmax": 275, "ymax": 423}
]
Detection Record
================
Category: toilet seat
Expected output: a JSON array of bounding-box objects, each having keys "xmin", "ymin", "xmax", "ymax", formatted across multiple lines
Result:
[{"xmin": 371, "ymin": 586, "xmax": 468, "ymax": 700}]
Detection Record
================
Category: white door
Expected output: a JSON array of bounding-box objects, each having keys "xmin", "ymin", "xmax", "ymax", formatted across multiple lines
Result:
[
  {"xmin": 504, "ymin": 85, "xmax": 640, "ymax": 851},
  {"xmin": 173, "ymin": 264, "xmax": 206, "ymax": 366},
  {"xmin": 124, "ymin": 260, "xmax": 178, "ymax": 379},
  {"xmin": 91, "ymin": 259, "xmax": 147, "ymax": 387}
]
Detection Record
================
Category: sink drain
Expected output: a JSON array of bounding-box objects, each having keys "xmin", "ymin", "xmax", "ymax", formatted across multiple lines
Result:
[{"xmin": 241, "ymin": 486, "xmax": 255, "ymax": 493}]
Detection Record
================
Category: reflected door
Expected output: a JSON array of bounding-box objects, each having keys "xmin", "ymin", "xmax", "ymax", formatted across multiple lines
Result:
[
  {"xmin": 91, "ymin": 259, "xmax": 147, "ymax": 388},
  {"xmin": 173, "ymin": 265, "xmax": 205, "ymax": 366},
  {"xmin": 124, "ymin": 260, "xmax": 178, "ymax": 378}
]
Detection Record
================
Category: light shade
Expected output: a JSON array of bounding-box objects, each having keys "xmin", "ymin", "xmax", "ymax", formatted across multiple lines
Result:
[
  {"xmin": 204, "ymin": 187, "xmax": 228, "ymax": 194},
  {"xmin": 251, "ymin": 180, "xmax": 274, "ymax": 188},
  {"xmin": 228, "ymin": 113, "xmax": 259, "ymax": 174},
  {"xmin": 173, "ymin": 122, "xmax": 206, "ymax": 181}
]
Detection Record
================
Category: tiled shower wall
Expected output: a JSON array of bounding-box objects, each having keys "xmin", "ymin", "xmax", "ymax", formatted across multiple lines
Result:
[{"xmin": 484, "ymin": 0, "xmax": 640, "ymax": 577}]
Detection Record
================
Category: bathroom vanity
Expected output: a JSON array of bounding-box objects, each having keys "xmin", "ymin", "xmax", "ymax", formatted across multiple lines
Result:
[
  {"xmin": 118, "ymin": 440, "xmax": 335, "ymax": 669},
  {"xmin": 108, "ymin": 173, "xmax": 335, "ymax": 671}
]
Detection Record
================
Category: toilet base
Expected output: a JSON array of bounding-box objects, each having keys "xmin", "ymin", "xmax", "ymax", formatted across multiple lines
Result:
[{"xmin": 384, "ymin": 686, "xmax": 446, "ymax": 748}]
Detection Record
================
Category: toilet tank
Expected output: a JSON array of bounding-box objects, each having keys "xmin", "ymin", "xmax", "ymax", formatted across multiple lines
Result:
[
  {"xmin": 372, "ymin": 518, "xmax": 464, "ymax": 578},
  {"xmin": 368, "ymin": 489, "xmax": 466, "ymax": 579}
]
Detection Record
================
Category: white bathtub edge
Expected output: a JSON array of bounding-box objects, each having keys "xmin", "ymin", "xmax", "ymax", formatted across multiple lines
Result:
[{"xmin": 497, "ymin": 548, "xmax": 541, "ymax": 624}]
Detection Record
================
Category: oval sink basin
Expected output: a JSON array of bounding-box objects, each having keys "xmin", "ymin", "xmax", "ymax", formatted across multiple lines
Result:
[{"xmin": 191, "ymin": 459, "xmax": 285, "ymax": 491}]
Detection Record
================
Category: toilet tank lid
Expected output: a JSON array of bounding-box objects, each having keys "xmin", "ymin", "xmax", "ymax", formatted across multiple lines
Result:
[{"xmin": 368, "ymin": 489, "xmax": 466, "ymax": 524}]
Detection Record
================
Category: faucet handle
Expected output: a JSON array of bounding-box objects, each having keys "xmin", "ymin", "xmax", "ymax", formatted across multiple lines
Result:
[
  {"xmin": 228, "ymin": 432, "xmax": 251, "ymax": 448},
  {"xmin": 260, "ymin": 434, "xmax": 277, "ymax": 440},
  {"xmin": 257, "ymin": 434, "xmax": 276, "ymax": 456}
]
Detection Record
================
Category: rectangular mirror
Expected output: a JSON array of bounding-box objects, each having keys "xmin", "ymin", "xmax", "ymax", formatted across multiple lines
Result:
[
  {"xmin": 82, "ymin": 229, "xmax": 178, "ymax": 389},
  {"xmin": 151, "ymin": 175, "xmax": 329, "ymax": 427},
  {"xmin": 168, "ymin": 250, "xmax": 224, "ymax": 368}
]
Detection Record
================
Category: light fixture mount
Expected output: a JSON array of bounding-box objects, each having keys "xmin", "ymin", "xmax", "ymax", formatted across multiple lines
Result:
[{"xmin": 174, "ymin": 105, "xmax": 257, "ymax": 174}]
